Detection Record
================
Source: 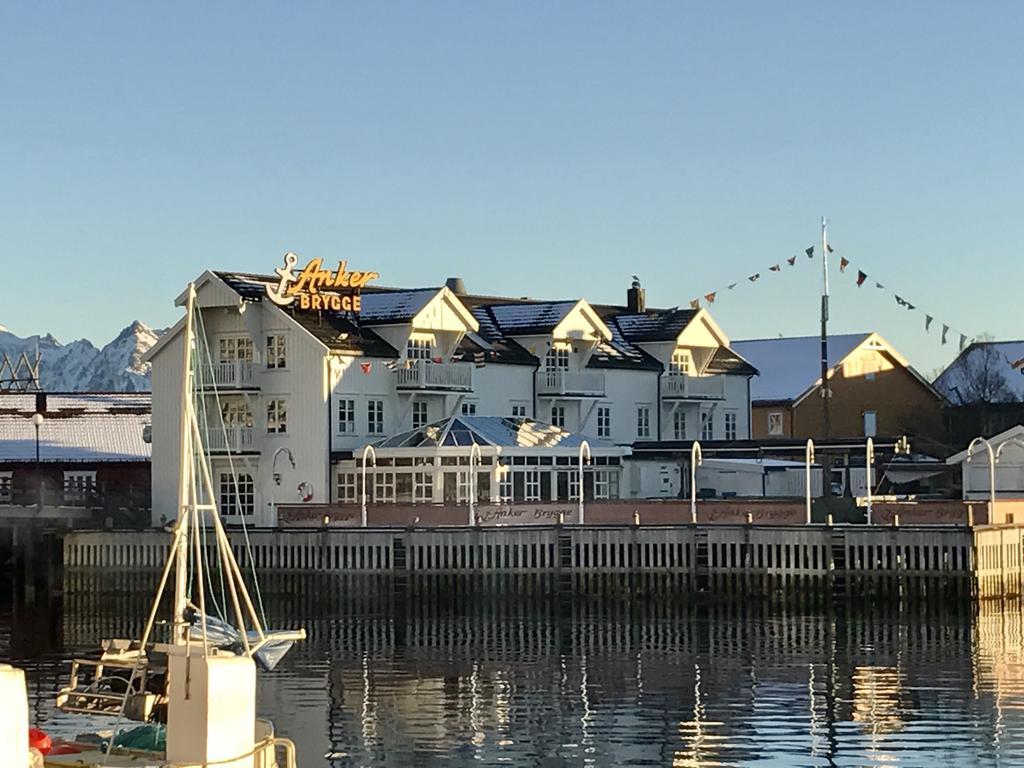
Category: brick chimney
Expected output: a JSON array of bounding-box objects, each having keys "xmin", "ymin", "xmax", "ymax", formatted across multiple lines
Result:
[{"xmin": 627, "ymin": 276, "xmax": 645, "ymax": 313}]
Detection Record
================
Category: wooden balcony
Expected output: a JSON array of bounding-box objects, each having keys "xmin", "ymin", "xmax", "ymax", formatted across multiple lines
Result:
[
  {"xmin": 204, "ymin": 426, "xmax": 258, "ymax": 454},
  {"xmin": 662, "ymin": 374, "xmax": 727, "ymax": 400},
  {"xmin": 536, "ymin": 370, "xmax": 606, "ymax": 398},
  {"xmin": 198, "ymin": 360, "xmax": 256, "ymax": 390},
  {"xmin": 395, "ymin": 361, "xmax": 474, "ymax": 392}
]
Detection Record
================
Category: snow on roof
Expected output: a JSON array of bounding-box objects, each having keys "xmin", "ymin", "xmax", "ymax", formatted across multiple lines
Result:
[
  {"xmin": 946, "ymin": 424, "xmax": 1024, "ymax": 464},
  {"xmin": 359, "ymin": 289, "xmax": 438, "ymax": 324},
  {"xmin": 488, "ymin": 302, "xmax": 577, "ymax": 335},
  {"xmin": 372, "ymin": 415, "xmax": 623, "ymax": 453},
  {"xmin": 0, "ymin": 393, "xmax": 151, "ymax": 463},
  {"xmin": 934, "ymin": 341, "xmax": 1024, "ymax": 404},
  {"xmin": 732, "ymin": 333, "xmax": 870, "ymax": 402}
]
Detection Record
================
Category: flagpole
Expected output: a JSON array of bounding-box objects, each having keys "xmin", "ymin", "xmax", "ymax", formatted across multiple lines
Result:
[{"xmin": 820, "ymin": 217, "xmax": 830, "ymax": 440}]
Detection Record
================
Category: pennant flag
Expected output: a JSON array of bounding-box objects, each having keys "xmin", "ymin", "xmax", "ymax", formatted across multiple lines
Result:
[
  {"xmin": 727, "ymin": 282, "xmax": 738, "ymax": 290},
  {"xmin": 749, "ymin": 274, "xmax": 760, "ymax": 282},
  {"xmin": 689, "ymin": 299, "xmax": 701, "ymax": 310},
  {"xmin": 360, "ymin": 362, "xmax": 372, "ymax": 374},
  {"xmin": 875, "ymin": 282, "xmax": 886, "ymax": 290},
  {"xmin": 787, "ymin": 256, "xmax": 797, "ymax": 266},
  {"xmin": 839, "ymin": 257, "xmax": 850, "ymax": 273},
  {"xmin": 941, "ymin": 325, "xmax": 949, "ymax": 345},
  {"xmin": 769, "ymin": 264, "xmax": 781, "ymax": 272},
  {"xmin": 894, "ymin": 295, "xmax": 915, "ymax": 310},
  {"xmin": 704, "ymin": 292, "xmax": 716, "ymax": 304},
  {"xmin": 960, "ymin": 334, "xmax": 969, "ymax": 351},
  {"xmin": 805, "ymin": 247, "xmax": 814, "ymax": 258},
  {"xmin": 827, "ymin": 244, "xmax": 834, "ymax": 254},
  {"xmin": 432, "ymin": 356, "xmax": 444, "ymax": 364},
  {"xmin": 384, "ymin": 359, "xmax": 398, "ymax": 371},
  {"xmin": 925, "ymin": 315, "xmax": 934, "ymax": 332},
  {"xmin": 856, "ymin": 271, "xmax": 868, "ymax": 287}
]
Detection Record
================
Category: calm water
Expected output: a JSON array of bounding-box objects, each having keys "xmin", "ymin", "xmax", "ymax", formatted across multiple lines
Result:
[{"xmin": 3, "ymin": 573, "xmax": 1024, "ymax": 767}]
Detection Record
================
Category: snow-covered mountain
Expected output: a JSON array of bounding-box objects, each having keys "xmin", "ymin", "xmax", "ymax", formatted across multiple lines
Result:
[{"xmin": 0, "ymin": 321, "xmax": 162, "ymax": 392}]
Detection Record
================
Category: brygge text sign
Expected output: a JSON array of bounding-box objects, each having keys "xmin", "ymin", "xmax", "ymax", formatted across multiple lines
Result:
[{"xmin": 266, "ymin": 253, "xmax": 380, "ymax": 312}]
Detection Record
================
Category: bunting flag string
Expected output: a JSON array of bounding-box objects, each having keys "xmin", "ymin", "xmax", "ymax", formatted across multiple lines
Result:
[{"xmin": 687, "ymin": 242, "xmax": 815, "ymax": 309}]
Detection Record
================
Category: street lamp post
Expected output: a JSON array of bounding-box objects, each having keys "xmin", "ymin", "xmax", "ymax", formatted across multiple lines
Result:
[
  {"xmin": 578, "ymin": 440, "xmax": 592, "ymax": 525},
  {"xmin": 966, "ymin": 437, "xmax": 997, "ymax": 517},
  {"xmin": 469, "ymin": 442, "xmax": 482, "ymax": 526},
  {"xmin": 31, "ymin": 412, "xmax": 43, "ymax": 511},
  {"xmin": 690, "ymin": 441, "xmax": 702, "ymax": 524},
  {"xmin": 361, "ymin": 445, "xmax": 377, "ymax": 528},
  {"xmin": 865, "ymin": 437, "xmax": 875, "ymax": 525},
  {"xmin": 805, "ymin": 439, "xmax": 815, "ymax": 525}
]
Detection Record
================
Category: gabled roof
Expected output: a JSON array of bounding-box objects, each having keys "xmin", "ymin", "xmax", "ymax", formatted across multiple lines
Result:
[
  {"xmin": 732, "ymin": 333, "xmax": 871, "ymax": 402},
  {"xmin": 0, "ymin": 393, "xmax": 151, "ymax": 463},
  {"xmin": 610, "ymin": 309, "xmax": 698, "ymax": 342},
  {"xmin": 371, "ymin": 415, "xmax": 624, "ymax": 454},
  {"xmin": 934, "ymin": 340, "xmax": 1024, "ymax": 404},
  {"xmin": 946, "ymin": 424, "xmax": 1024, "ymax": 464},
  {"xmin": 359, "ymin": 289, "xmax": 438, "ymax": 324},
  {"xmin": 487, "ymin": 301, "xmax": 579, "ymax": 336}
]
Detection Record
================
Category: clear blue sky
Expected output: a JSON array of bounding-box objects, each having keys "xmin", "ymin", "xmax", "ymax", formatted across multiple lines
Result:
[{"xmin": 2, "ymin": 2, "xmax": 1020, "ymax": 375}]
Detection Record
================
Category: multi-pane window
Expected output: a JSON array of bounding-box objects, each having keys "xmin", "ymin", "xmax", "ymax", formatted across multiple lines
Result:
[
  {"xmin": 524, "ymin": 469, "xmax": 541, "ymax": 501},
  {"xmin": 374, "ymin": 471, "xmax": 396, "ymax": 503},
  {"xmin": 498, "ymin": 465, "xmax": 513, "ymax": 502},
  {"xmin": 636, "ymin": 405, "xmax": 651, "ymax": 438},
  {"xmin": 568, "ymin": 471, "xmax": 581, "ymax": 501},
  {"xmin": 597, "ymin": 406, "xmax": 611, "ymax": 438},
  {"xmin": 510, "ymin": 402, "xmax": 528, "ymax": 418},
  {"xmin": 412, "ymin": 401, "xmax": 429, "ymax": 429},
  {"xmin": 545, "ymin": 345, "xmax": 570, "ymax": 369},
  {"xmin": 218, "ymin": 336, "xmax": 253, "ymax": 362},
  {"xmin": 701, "ymin": 410, "xmax": 714, "ymax": 441},
  {"xmin": 0, "ymin": 471, "xmax": 11, "ymax": 503},
  {"xmin": 594, "ymin": 470, "xmax": 619, "ymax": 500},
  {"xmin": 724, "ymin": 410, "xmax": 738, "ymax": 441},
  {"xmin": 337, "ymin": 399, "xmax": 356, "ymax": 433},
  {"xmin": 266, "ymin": 399, "xmax": 287, "ymax": 434},
  {"xmin": 221, "ymin": 401, "xmax": 253, "ymax": 428},
  {"xmin": 551, "ymin": 406, "xmax": 566, "ymax": 428},
  {"xmin": 219, "ymin": 472, "xmax": 255, "ymax": 516},
  {"xmin": 336, "ymin": 472, "xmax": 358, "ymax": 502},
  {"xmin": 673, "ymin": 410, "xmax": 687, "ymax": 440},
  {"xmin": 63, "ymin": 471, "xmax": 96, "ymax": 506},
  {"xmin": 461, "ymin": 401, "xmax": 477, "ymax": 416},
  {"xmin": 406, "ymin": 337, "xmax": 433, "ymax": 360},
  {"xmin": 768, "ymin": 411, "xmax": 784, "ymax": 436},
  {"xmin": 367, "ymin": 400, "xmax": 385, "ymax": 434},
  {"xmin": 669, "ymin": 348, "xmax": 693, "ymax": 375},
  {"xmin": 412, "ymin": 471, "xmax": 432, "ymax": 503},
  {"xmin": 266, "ymin": 334, "xmax": 287, "ymax": 369}
]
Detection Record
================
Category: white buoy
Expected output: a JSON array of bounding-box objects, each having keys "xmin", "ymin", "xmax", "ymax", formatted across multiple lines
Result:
[{"xmin": 0, "ymin": 664, "xmax": 29, "ymax": 768}]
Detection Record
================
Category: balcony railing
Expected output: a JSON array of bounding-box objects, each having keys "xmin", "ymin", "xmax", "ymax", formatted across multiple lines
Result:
[
  {"xmin": 662, "ymin": 373, "xmax": 726, "ymax": 400},
  {"xmin": 535, "ymin": 370, "xmax": 606, "ymax": 398},
  {"xmin": 198, "ymin": 360, "xmax": 256, "ymax": 389},
  {"xmin": 395, "ymin": 361, "xmax": 474, "ymax": 391},
  {"xmin": 204, "ymin": 426, "xmax": 257, "ymax": 453}
]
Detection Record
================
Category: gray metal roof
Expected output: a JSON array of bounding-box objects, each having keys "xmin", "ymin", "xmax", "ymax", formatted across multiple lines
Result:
[{"xmin": 731, "ymin": 334, "xmax": 870, "ymax": 402}]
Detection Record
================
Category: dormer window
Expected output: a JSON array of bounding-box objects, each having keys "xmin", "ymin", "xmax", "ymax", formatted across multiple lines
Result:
[
  {"xmin": 669, "ymin": 349, "xmax": 693, "ymax": 375},
  {"xmin": 545, "ymin": 344, "xmax": 570, "ymax": 370},
  {"xmin": 406, "ymin": 336, "xmax": 433, "ymax": 361}
]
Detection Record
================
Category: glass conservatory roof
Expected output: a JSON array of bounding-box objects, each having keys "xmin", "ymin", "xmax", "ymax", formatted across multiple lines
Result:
[{"xmin": 373, "ymin": 416, "xmax": 620, "ymax": 453}]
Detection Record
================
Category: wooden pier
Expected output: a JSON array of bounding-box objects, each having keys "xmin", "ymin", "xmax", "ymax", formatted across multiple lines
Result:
[{"xmin": 61, "ymin": 523, "xmax": 1021, "ymax": 592}]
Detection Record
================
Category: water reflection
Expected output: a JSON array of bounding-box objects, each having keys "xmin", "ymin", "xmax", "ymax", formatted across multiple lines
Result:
[{"xmin": 2, "ymin": 573, "xmax": 1024, "ymax": 766}]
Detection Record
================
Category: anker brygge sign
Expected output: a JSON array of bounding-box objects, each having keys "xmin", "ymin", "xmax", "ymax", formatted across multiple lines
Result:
[{"xmin": 266, "ymin": 253, "xmax": 380, "ymax": 312}]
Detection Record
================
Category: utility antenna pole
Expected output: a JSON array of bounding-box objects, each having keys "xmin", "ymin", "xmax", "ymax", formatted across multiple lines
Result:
[{"xmin": 820, "ymin": 217, "xmax": 831, "ymax": 439}]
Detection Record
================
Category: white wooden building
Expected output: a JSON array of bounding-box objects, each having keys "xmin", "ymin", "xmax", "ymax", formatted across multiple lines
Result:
[{"xmin": 145, "ymin": 266, "xmax": 757, "ymax": 525}]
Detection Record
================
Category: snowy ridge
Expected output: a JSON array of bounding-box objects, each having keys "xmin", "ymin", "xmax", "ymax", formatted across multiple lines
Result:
[{"xmin": 0, "ymin": 322, "xmax": 162, "ymax": 392}]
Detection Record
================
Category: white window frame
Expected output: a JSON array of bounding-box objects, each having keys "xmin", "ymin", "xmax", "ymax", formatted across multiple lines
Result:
[
  {"xmin": 0, "ymin": 471, "xmax": 11, "ymax": 503},
  {"xmin": 406, "ymin": 336, "xmax": 433, "ymax": 361},
  {"xmin": 336, "ymin": 471, "xmax": 358, "ymax": 503},
  {"xmin": 551, "ymin": 405, "xmax": 566, "ymax": 428},
  {"xmin": 412, "ymin": 471, "xmax": 433, "ymax": 503},
  {"xmin": 545, "ymin": 344, "xmax": 570, "ymax": 370},
  {"xmin": 221, "ymin": 400, "xmax": 253, "ymax": 428},
  {"xmin": 701, "ymin": 410, "xmax": 714, "ymax": 441},
  {"xmin": 597, "ymin": 405, "xmax": 611, "ymax": 438},
  {"xmin": 367, "ymin": 399, "xmax": 385, "ymax": 435},
  {"xmin": 636, "ymin": 405, "xmax": 651, "ymax": 439},
  {"xmin": 498, "ymin": 465, "xmax": 513, "ymax": 502},
  {"xmin": 461, "ymin": 400, "xmax": 478, "ymax": 416},
  {"xmin": 412, "ymin": 401, "xmax": 429, "ymax": 429},
  {"xmin": 219, "ymin": 472, "xmax": 255, "ymax": 517},
  {"xmin": 724, "ymin": 410, "xmax": 738, "ymax": 441},
  {"xmin": 669, "ymin": 348, "xmax": 693, "ymax": 375},
  {"xmin": 594, "ymin": 469, "xmax": 618, "ymax": 500},
  {"xmin": 673, "ymin": 409, "xmax": 687, "ymax": 441},
  {"xmin": 337, "ymin": 398, "xmax": 356, "ymax": 434},
  {"xmin": 524, "ymin": 469, "xmax": 542, "ymax": 502},
  {"xmin": 266, "ymin": 334, "xmax": 287, "ymax": 369},
  {"xmin": 510, "ymin": 401, "xmax": 529, "ymax": 418},
  {"xmin": 768, "ymin": 411, "xmax": 784, "ymax": 437},
  {"xmin": 266, "ymin": 399, "xmax": 287, "ymax": 434},
  {"xmin": 218, "ymin": 336, "xmax": 253, "ymax": 363},
  {"xmin": 374, "ymin": 471, "xmax": 396, "ymax": 503}
]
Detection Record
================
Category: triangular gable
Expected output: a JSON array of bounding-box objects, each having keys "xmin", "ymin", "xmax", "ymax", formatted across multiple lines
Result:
[
  {"xmin": 552, "ymin": 300, "xmax": 613, "ymax": 343},
  {"xmin": 411, "ymin": 287, "xmax": 480, "ymax": 333},
  {"xmin": 174, "ymin": 271, "xmax": 241, "ymax": 309},
  {"xmin": 676, "ymin": 309, "xmax": 730, "ymax": 349}
]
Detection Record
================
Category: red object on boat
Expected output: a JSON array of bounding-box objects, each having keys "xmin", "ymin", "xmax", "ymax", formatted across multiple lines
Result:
[{"xmin": 28, "ymin": 728, "xmax": 52, "ymax": 755}]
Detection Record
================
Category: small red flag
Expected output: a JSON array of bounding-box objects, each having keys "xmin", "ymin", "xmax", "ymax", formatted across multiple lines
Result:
[
  {"xmin": 840, "ymin": 257, "xmax": 850, "ymax": 273},
  {"xmin": 856, "ymin": 270, "xmax": 868, "ymax": 287},
  {"xmin": 689, "ymin": 299, "xmax": 701, "ymax": 310},
  {"xmin": 704, "ymin": 292, "xmax": 716, "ymax": 304},
  {"xmin": 360, "ymin": 362, "xmax": 372, "ymax": 374}
]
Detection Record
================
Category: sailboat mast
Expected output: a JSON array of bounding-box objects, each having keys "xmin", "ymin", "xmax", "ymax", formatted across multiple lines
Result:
[{"xmin": 173, "ymin": 284, "xmax": 197, "ymax": 645}]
